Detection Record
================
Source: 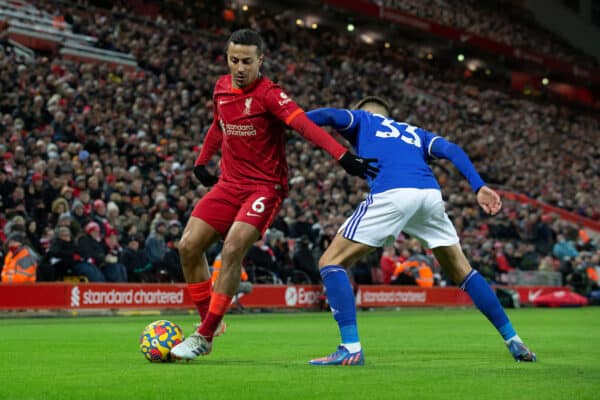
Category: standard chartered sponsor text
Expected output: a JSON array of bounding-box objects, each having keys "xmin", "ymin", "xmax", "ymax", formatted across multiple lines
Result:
[
  {"xmin": 82, "ymin": 289, "xmax": 184, "ymax": 305},
  {"xmin": 224, "ymin": 123, "xmax": 257, "ymax": 136},
  {"xmin": 363, "ymin": 290, "xmax": 426, "ymax": 303}
]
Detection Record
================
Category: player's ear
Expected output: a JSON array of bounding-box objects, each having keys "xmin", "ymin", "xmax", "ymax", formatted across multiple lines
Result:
[{"xmin": 257, "ymin": 54, "xmax": 264, "ymax": 68}]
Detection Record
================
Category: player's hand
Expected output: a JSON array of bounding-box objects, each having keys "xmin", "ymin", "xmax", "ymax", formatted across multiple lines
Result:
[
  {"xmin": 193, "ymin": 165, "xmax": 218, "ymax": 186},
  {"xmin": 477, "ymin": 185, "xmax": 502, "ymax": 215},
  {"xmin": 338, "ymin": 151, "xmax": 380, "ymax": 179}
]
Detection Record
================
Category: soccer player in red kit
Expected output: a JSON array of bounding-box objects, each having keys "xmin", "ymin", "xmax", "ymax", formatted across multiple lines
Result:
[{"xmin": 170, "ymin": 29, "xmax": 379, "ymax": 360}]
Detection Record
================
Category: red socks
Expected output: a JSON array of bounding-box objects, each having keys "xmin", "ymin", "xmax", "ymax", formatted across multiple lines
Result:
[
  {"xmin": 188, "ymin": 281, "xmax": 232, "ymax": 342},
  {"xmin": 187, "ymin": 280, "xmax": 212, "ymax": 320},
  {"xmin": 198, "ymin": 292, "xmax": 232, "ymax": 341}
]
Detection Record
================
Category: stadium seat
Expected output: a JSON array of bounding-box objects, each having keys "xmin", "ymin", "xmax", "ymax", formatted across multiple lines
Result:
[
  {"xmin": 245, "ymin": 265, "xmax": 283, "ymax": 284},
  {"xmin": 286, "ymin": 269, "xmax": 312, "ymax": 284}
]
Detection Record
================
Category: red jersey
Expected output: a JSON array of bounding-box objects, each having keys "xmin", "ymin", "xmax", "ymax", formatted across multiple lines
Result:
[{"xmin": 196, "ymin": 74, "xmax": 346, "ymax": 190}]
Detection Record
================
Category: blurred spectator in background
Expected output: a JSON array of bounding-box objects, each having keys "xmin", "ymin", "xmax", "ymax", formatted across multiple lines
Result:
[
  {"xmin": 49, "ymin": 197, "xmax": 69, "ymax": 227},
  {"xmin": 3, "ymin": 215, "xmax": 26, "ymax": 240},
  {"xmin": 1, "ymin": 232, "xmax": 38, "ymax": 283},
  {"xmin": 92, "ymin": 199, "xmax": 109, "ymax": 236},
  {"xmin": 265, "ymin": 229, "xmax": 291, "ymax": 276},
  {"xmin": 552, "ymin": 234, "xmax": 579, "ymax": 261},
  {"xmin": 106, "ymin": 201, "xmax": 122, "ymax": 232},
  {"xmin": 391, "ymin": 257, "xmax": 434, "ymax": 287},
  {"xmin": 121, "ymin": 233, "xmax": 154, "ymax": 282},
  {"xmin": 25, "ymin": 218, "xmax": 43, "ymax": 256},
  {"xmin": 103, "ymin": 228, "xmax": 128, "ymax": 282},
  {"xmin": 25, "ymin": 173, "xmax": 47, "ymax": 221},
  {"xmin": 163, "ymin": 232, "xmax": 184, "ymax": 282},
  {"xmin": 517, "ymin": 243, "xmax": 540, "ymax": 271},
  {"xmin": 165, "ymin": 219, "xmax": 183, "ymax": 243},
  {"xmin": 38, "ymin": 226, "xmax": 78, "ymax": 281},
  {"xmin": 290, "ymin": 211, "xmax": 316, "ymax": 241},
  {"xmin": 71, "ymin": 200, "xmax": 89, "ymax": 232},
  {"xmin": 245, "ymin": 238, "xmax": 280, "ymax": 280},
  {"xmin": 379, "ymin": 245, "xmax": 398, "ymax": 284},
  {"xmin": 292, "ymin": 235, "xmax": 320, "ymax": 284},
  {"xmin": 75, "ymin": 221, "xmax": 112, "ymax": 282},
  {"xmin": 144, "ymin": 219, "xmax": 168, "ymax": 272},
  {"xmin": 3, "ymin": 187, "xmax": 27, "ymax": 219}
]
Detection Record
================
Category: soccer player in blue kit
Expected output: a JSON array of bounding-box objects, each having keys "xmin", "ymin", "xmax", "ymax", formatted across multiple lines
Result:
[{"xmin": 306, "ymin": 96, "xmax": 536, "ymax": 365}]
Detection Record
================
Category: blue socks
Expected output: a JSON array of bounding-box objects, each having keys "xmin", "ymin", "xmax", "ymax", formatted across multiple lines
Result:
[
  {"xmin": 321, "ymin": 265, "xmax": 360, "ymax": 345},
  {"xmin": 460, "ymin": 270, "xmax": 517, "ymax": 341},
  {"xmin": 321, "ymin": 266, "xmax": 517, "ymax": 346}
]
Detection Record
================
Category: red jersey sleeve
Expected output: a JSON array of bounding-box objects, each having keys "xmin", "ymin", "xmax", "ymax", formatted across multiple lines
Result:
[
  {"xmin": 263, "ymin": 86, "xmax": 347, "ymax": 160},
  {"xmin": 263, "ymin": 85, "xmax": 302, "ymax": 124},
  {"xmin": 195, "ymin": 103, "xmax": 223, "ymax": 166}
]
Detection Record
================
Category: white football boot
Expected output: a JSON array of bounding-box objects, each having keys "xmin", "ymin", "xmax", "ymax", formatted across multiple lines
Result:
[{"xmin": 170, "ymin": 332, "xmax": 212, "ymax": 360}]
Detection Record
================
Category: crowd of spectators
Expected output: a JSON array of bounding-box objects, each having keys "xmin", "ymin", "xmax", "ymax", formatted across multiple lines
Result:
[
  {"xmin": 0, "ymin": 1, "xmax": 598, "ymax": 293},
  {"xmin": 374, "ymin": 0, "xmax": 599, "ymax": 68}
]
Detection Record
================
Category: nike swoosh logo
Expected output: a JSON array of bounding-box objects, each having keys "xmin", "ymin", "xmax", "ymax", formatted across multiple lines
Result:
[
  {"xmin": 528, "ymin": 289, "xmax": 543, "ymax": 302},
  {"xmin": 219, "ymin": 100, "xmax": 228, "ymax": 105},
  {"xmin": 246, "ymin": 212, "xmax": 260, "ymax": 217}
]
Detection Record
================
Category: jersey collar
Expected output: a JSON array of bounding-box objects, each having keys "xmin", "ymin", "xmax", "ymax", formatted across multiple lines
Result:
[{"xmin": 230, "ymin": 74, "xmax": 262, "ymax": 94}]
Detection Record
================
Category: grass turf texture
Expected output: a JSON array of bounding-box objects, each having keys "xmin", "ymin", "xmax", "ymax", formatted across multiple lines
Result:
[{"xmin": 1, "ymin": 308, "xmax": 599, "ymax": 400}]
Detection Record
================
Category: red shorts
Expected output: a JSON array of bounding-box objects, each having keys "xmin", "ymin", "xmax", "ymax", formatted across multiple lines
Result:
[{"xmin": 191, "ymin": 182, "xmax": 285, "ymax": 236}]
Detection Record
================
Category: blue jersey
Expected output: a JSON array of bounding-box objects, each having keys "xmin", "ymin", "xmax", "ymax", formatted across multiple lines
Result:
[{"xmin": 307, "ymin": 108, "xmax": 485, "ymax": 195}]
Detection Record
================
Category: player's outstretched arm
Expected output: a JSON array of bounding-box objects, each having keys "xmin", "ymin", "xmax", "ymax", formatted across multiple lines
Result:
[
  {"xmin": 287, "ymin": 111, "xmax": 379, "ymax": 179},
  {"xmin": 430, "ymin": 136, "xmax": 500, "ymax": 213},
  {"xmin": 476, "ymin": 186, "xmax": 502, "ymax": 215},
  {"xmin": 430, "ymin": 138, "xmax": 485, "ymax": 193},
  {"xmin": 264, "ymin": 87, "xmax": 377, "ymax": 179}
]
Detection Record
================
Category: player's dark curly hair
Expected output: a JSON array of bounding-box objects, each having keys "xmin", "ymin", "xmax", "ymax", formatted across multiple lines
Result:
[
  {"xmin": 351, "ymin": 96, "xmax": 391, "ymax": 114},
  {"xmin": 225, "ymin": 29, "xmax": 266, "ymax": 55}
]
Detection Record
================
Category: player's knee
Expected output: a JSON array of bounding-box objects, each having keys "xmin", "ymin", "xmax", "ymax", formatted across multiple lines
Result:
[
  {"xmin": 318, "ymin": 253, "xmax": 334, "ymax": 269},
  {"xmin": 318, "ymin": 244, "xmax": 348, "ymax": 268},
  {"xmin": 178, "ymin": 235, "xmax": 200, "ymax": 261},
  {"xmin": 220, "ymin": 242, "xmax": 245, "ymax": 265}
]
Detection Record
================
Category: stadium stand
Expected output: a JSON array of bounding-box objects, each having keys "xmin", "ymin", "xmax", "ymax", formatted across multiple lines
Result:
[
  {"xmin": 371, "ymin": 0, "xmax": 599, "ymax": 68},
  {"xmin": 0, "ymin": 0, "xmax": 598, "ymax": 294}
]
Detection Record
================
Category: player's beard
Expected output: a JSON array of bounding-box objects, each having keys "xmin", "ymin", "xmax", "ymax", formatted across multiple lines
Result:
[{"xmin": 234, "ymin": 74, "xmax": 248, "ymax": 87}]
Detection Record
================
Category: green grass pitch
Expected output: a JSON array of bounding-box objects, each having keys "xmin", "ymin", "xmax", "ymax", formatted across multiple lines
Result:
[{"xmin": 1, "ymin": 307, "xmax": 599, "ymax": 400}]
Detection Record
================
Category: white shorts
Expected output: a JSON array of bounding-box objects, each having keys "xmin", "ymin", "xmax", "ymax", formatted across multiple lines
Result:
[{"xmin": 339, "ymin": 188, "xmax": 459, "ymax": 249}]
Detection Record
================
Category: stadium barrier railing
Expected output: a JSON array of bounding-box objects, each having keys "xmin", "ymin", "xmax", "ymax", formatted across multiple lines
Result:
[{"xmin": 505, "ymin": 270, "xmax": 562, "ymax": 286}]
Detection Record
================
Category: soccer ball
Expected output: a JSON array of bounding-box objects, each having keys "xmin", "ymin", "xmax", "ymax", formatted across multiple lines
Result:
[{"xmin": 139, "ymin": 320, "xmax": 184, "ymax": 362}]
